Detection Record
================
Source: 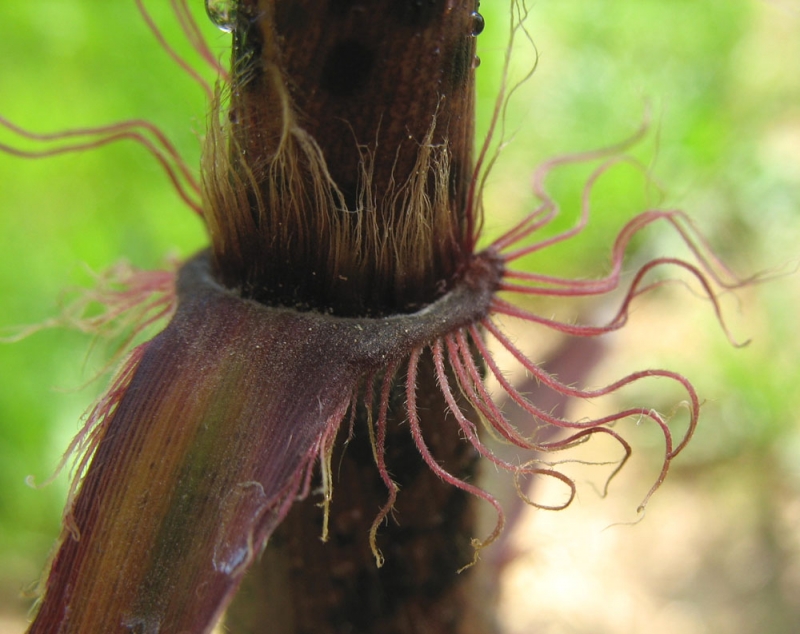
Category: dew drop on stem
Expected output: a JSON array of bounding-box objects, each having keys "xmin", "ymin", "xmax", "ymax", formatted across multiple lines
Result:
[
  {"xmin": 206, "ymin": 0, "xmax": 236, "ymax": 33},
  {"xmin": 470, "ymin": 11, "xmax": 485, "ymax": 37}
]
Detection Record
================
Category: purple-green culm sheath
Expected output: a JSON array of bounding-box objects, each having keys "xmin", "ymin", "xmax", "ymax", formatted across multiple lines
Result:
[{"xmin": 29, "ymin": 250, "xmax": 501, "ymax": 632}]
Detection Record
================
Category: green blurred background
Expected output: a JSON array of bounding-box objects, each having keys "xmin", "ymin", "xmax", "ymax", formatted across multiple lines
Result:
[{"xmin": 0, "ymin": 2, "xmax": 798, "ymax": 632}]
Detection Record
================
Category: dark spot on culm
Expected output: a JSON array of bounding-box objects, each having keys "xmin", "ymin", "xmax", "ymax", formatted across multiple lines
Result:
[
  {"xmin": 328, "ymin": 0, "xmax": 360, "ymax": 15},
  {"xmin": 321, "ymin": 39, "xmax": 374, "ymax": 96},
  {"xmin": 391, "ymin": 0, "xmax": 446, "ymax": 27}
]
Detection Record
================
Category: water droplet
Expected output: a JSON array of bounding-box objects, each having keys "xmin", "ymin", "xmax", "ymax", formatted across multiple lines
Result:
[
  {"xmin": 205, "ymin": 0, "xmax": 236, "ymax": 33},
  {"xmin": 123, "ymin": 615, "xmax": 162, "ymax": 634},
  {"xmin": 213, "ymin": 545, "xmax": 250, "ymax": 575},
  {"xmin": 470, "ymin": 11, "xmax": 485, "ymax": 37},
  {"xmin": 472, "ymin": 55, "xmax": 481, "ymax": 69}
]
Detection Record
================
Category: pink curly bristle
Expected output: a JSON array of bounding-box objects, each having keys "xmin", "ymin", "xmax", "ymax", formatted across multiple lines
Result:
[
  {"xmin": 405, "ymin": 346, "xmax": 505, "ymax": 568},
  {"xmin": 0, "ymin": 115, "xmax": 203, "ymax": 217},
  {"xmin": 368, "ymin": 364, "xmax": 402, "ymax": 567},
  {"xmin": 134, "ymin": 0, "xmax": 215, "ymax": 102},
  {"xmin": 170, "ymin": 0, "xmax": 230, "ymax": 82}
]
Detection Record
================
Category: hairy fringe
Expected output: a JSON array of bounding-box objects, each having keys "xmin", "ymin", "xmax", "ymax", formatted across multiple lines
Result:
[{"xmin": 202, "ymin": 72, "xmax": 462, "ymax": 315}]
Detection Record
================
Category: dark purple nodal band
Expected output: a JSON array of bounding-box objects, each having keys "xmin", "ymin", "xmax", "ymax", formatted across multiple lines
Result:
[{"xmin": 179, "ymin": 248, "xmax": 504, "ymax": 369}]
